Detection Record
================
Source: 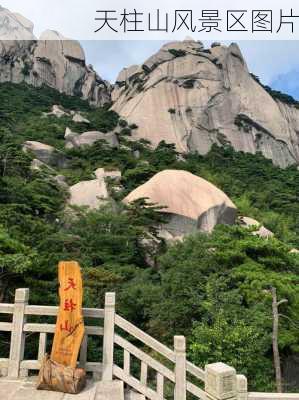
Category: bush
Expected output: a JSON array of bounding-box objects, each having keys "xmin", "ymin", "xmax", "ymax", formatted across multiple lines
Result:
[
  {"xmin": 119, "ymin": 119, "xmax": 128, "ymax": 128},
  {"xmin": 22, "ymin": 62, "xmax": 31, "ymax": 76},
  {"xmin": 182, "ymin": 79, "xmax": 195, "ymax": 89},
  {"xmin": 120, "ymin": 127, "xmax": 132, "ymax": 136},
  {"xmin": 168, "ymin": 49, "xmax": 186, "ymax": 57}
]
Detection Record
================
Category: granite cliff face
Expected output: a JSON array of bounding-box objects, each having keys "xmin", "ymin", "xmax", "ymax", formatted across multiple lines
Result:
[
  {"xmin": 112, "ymin": 40, "xmax": 299, "ymax": 168},
  {"xmin": 0, "ymin": 7, "xmax": 110, "ymax": 106}
]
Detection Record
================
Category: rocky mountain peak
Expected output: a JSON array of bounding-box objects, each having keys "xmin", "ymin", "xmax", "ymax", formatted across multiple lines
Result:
[
  {"xmin": 0, "ymin": 6, "xmax": 35, "ymax": 40},
  {"xmin": 0, "ymin": 7, "xmax": 110, "ymax": 106},
  {"xmin": 112, "ymin": 40, "xmax": 299, "ymax": 168}
]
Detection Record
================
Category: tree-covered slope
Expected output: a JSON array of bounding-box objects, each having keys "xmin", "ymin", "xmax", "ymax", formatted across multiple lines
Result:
[{"xmin": 0, "ymin": 83, "xmax": 299, "ymax": 391}]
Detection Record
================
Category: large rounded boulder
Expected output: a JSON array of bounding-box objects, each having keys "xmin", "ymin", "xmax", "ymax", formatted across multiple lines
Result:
[{"xmin": 123, "ymin": 170, "xmax": 237, "ymax": 237}]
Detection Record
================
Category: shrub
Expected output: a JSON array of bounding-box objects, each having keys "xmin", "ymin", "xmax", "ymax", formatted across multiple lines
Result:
[
  {"xmin": 168, "ymin": 49, "xmax": 186, "ymax": 57},
  {"xmin": 119, "ymin": 119, "xmax": 128, "ymax": 128},
  {"xmin": 182, "ymin": 79, "xmax": 195, "ymax": 89},
  {"xmin": 120, "ymin": 127, "xmax": 132, "ymax": 136},
  {"xmin": 22, "ymin": 62, "xmax": 31, "ymax": 76}
]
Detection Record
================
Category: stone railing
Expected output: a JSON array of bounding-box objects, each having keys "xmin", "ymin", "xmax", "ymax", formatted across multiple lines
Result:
[{"xmin": 1, "ymin": 288, "xmax": 299, "ymax": 400}]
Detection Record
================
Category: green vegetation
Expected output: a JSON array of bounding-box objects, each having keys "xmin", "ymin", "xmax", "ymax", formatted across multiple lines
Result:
[
  {"xmin": 0, "ymin": 82, "xmax": 299, "ymax": 391},
  {"xmin": 21, "ymin": 62, "xmax": 31, "ymax": 76},
  {"xmin": 168, "ymin": 49, "xmax": 187, "ymax": 57},
  {"xmin": 154, "ymin": 227, "xmax": 299, "ymax": 391},
  {"xmin": 0, "ymin": 82, "xmax": 119, "ymax": 148},
  {"xmin": 118, "ymin": 119, "xmax": 128, "ymax": 128},
  {"xmin": 120, "ymin": 127, "xmax": 132, "ymax": 136},
  {"xmin": 182, "ymin": 79, "xmax": 195, "ymax": 89}
]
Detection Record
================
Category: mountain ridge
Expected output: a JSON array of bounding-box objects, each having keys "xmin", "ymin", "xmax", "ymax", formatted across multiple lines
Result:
[{"xmin": 1, "ymin": 7, "xmax": 299, "ymax": 169}]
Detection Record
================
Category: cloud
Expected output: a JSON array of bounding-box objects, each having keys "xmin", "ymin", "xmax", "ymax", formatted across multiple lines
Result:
[{"xmin": 270, "ymin": 69, "xmax": 299, "ymax": 100}]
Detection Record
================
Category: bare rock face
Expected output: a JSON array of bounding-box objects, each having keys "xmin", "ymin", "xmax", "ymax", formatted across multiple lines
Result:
[
  {"xmin": 72, "ymin": 113, "xmax": 90, "ymax": 124},
  {"xmin": 123, "ymin": 169, "xmax": 237, "ymax": 236},
  {"xmin": 30, "ymin": 158, "xmax": 53, "ymax": 172},
  {"xmin": 44, "ymin": 106, "xmax": 90, "ymax": 124},
  {"xmin": 54, "ymin": 175, "xmax": 69, "ymax": 189},
  {"xmin": 69, "ymin": 179, "xmax": 108, "ymax": 209},
  {"xmin": 112, "ymin": 39, "xmax": 299, "ymax": 168},
  {"xmin": 44, "ymin": 105, "xmax": 68, "ymax": 118},
  {"xmin": 0, "ymin": 6, "xmax": 34, "ymax": 40},
  {"xmin": 68, "ymin": 167, "xmax": 121, "ymax": 209},
  {"xmin": 23, "ymin": 141, "xmax": 67, "ymax": 168},
  {"xmin": 95, "ymin": 168, "xmax": 122, "ymax": 182},
  {"xmin": 0, "ymin": 7, "xmax": 111, "ymax": 106},
  {"xmin": 65, "ymin": 130, "xmax": 119, "ymax": 149}
]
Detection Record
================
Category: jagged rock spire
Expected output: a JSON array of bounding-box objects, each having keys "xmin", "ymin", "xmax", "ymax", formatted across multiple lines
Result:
[{"xmin": 0, "ymin": 7, "xmax": 111, "ymax": 106}]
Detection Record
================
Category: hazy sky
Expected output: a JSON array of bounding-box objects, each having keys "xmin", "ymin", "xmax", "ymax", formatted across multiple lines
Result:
[{"xmin": 1, "ymin": 0, "xmax": 299, "ymax": 98}]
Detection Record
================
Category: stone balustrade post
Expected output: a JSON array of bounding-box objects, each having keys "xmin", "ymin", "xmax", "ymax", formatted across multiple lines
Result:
[
  {"xmin": 174, "ymin": 335, "xmax": 186, "ymax": 400},
  {"xmin": 205, "ymin": 362, "xmax": 237, "ymax": 400},
  {"xmin": 237, "ymin": 374, "xmax": 248, "ymax": 400},
  {"xmin": 102, "ymin": 292, "xmax": 116, "ymax": 381},
  {"xmin": 8, "ymin": 288, "xmax": 29, "ymax": 378}
]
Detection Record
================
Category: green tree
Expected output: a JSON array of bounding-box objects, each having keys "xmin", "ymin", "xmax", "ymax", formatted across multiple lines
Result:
[{"xmin": 0, "ymin": 226, "xmax": 35, "ymax": 301}]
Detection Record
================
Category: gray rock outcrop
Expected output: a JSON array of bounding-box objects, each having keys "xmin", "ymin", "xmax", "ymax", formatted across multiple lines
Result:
[
  {"xmin": 65, "ymin": 130, "xmax": 119, "ymax": 149},
  {"xmin": 68, "ymin": 167, "xmax": 121, "ymax": 209},
  {"xmin": 95, "ymin": 168, "xmax": 122, "ymax": 182},
  {"xmin": 72, "ymin": 113, "xmax": 90, "ymax": 124},
  {"xmin": 44, "ymin": 106, "xmax": 90, "ymax": 124},
  {"xmin": 30, "ymin": 158, "xmax": 52, "ymax": 172},
  {"xmin": 0, "ymin": 7, "xmax": 111, "ymax": 106},
  {"xmin": 23, "ymin": 141, "xmax": 67, "ymax": 168},
  {"xmin": 112, "ymin": 39, "xmax": 299, "ymax": 168},
  {"xmin": 44, "ymin": 105, "xmax": 68, "ymax": 118},
  {"xmin": 123, "ymin": 169, "xmax": 237, "ymax": 236},
  {"xmin": 69, "ymin": 179, "xmax": 108, "ymax": 209},
  {"xmin": 239, "ymin": 216, "xmax": 274, "ymax": 239},
  {"xmin": 0, "ymin": 6, "xmax": 35, "ymax": 40}
]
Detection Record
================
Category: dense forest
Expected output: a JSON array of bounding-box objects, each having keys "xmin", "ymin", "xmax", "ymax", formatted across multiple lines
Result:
[{"xmin": 0, "ymin": 83, "xmax": 299, "ymax": 391}]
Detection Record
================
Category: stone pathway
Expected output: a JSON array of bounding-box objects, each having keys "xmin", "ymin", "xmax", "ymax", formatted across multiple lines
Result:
[{"xmin": 0, "ymin": 378, "xmax": 124, "ymax": 400}]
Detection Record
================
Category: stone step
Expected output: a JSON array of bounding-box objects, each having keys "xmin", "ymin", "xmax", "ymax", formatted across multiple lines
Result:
[{"xmin": 95, "ymin": 380, "xmax": 124, "ymax": 400}]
